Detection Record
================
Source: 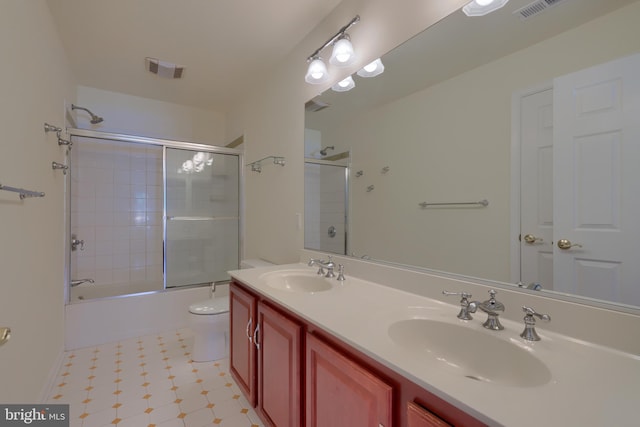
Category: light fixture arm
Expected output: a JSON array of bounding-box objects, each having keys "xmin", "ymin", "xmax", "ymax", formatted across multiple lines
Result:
[{"xmin": 306, "ymin": 15, "xmax": 360, "ymax": 62}]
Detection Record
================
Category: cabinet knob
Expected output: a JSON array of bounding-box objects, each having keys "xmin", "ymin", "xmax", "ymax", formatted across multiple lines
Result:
[
  {"xmin": 246, "ymin": 318, "xmax": 252, "ymax": 342},
  {"xmin": 253, "ymin": 324, "xmax": 261, "ymax": 351}
]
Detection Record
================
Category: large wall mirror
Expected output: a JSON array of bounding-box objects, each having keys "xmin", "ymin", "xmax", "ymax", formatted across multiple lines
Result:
[{"xmin": 304, "ymin": 0, "xmax": 640, "ymax": 313}]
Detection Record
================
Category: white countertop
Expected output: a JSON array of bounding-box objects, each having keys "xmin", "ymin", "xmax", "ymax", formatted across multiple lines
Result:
[{"xmin": 229, "ymin": 263, "xmax": 640, "ymax": 427}]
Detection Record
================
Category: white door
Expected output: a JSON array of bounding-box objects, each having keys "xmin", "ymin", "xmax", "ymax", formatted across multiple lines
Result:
[
  {"xmin": 520, "ymin": 89, "xmax": 554, "ymax": 289},
  {"xmin": 553, "ymin": 53, "xmax": 640, "ymax": 306}
]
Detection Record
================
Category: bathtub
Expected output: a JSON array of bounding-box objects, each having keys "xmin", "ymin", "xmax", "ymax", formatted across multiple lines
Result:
[
  {"xmin": 69, "ymin": 282, "xmax": 162, "ymax": 302},
  {"xmin": 65, "ymin": 284, "xmax": 228, "ymax": 350}
]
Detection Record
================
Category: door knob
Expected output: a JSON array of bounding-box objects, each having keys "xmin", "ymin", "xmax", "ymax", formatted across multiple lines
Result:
[
  {"xmin": 557, "ymin": 239, "xmax": 583, "ymax": 250},
  {"xmin": 523, "ymin": 234, "xmax": 543, "ymax": 244},
  {"xmin": 0, "ymin": 327, "xmax": 10, "ymax": 346}
]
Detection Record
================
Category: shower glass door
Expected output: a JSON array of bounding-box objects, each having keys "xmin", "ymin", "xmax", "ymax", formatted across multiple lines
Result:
[
  {"xmin": 165, "ymin": 148, "xmax": 240, "ymax": 288},
  {"xmin": 304, "ymin": 161, "xmax": 348, "ymax": 255}
]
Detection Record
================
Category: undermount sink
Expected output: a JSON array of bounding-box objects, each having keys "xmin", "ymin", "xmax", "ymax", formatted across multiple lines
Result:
[
  {"xmin": 388, "ymin": 319, "xmax": 551, "ymax": 387},
  {"xmin": 260, "ymin": 270, "xmax": 333, "ymax": 293}
]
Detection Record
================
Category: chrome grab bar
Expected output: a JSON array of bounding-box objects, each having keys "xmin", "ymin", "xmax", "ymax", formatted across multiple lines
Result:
[
  {"xmin": 0, "ymin": 183, "xmax": 45, "ymax": 200},
  {"xmin": 419, "ymin": 199, "xmax": 488, "ymax": 208}
]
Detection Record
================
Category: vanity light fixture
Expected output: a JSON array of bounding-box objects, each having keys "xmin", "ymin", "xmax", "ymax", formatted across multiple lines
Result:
[
  {"xmin": 305, "ymin": 56, "xmax": 329, "ymax": 84},
  {"xmin": 331, "ymin": 75, "xmax": 355, "ymax": 92},
  {"xmin": 330, "ymin": 34, "xmax": 356, "ymax": 66},
  {"xmin": 357, "ymin": 58, "xmax": 385, "ymax": 78},
  {"xmin": 305, "ymin": 15, "xmax": 360, "ymax": 85},
  {"xmin": 462, "ymin": 0, "xmax": 510, "ymax": 16}
]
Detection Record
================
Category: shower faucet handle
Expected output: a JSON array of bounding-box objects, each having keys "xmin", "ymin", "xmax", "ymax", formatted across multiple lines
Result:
[{"xmin": 71, "ymin": 234, "xmax": 84, "ymax": 251}]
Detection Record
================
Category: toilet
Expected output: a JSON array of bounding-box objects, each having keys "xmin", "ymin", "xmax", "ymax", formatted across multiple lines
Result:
[
  {"xmin": 188, "ymin": 259, "xmax": 274, "ymax": 362},
  {"xmin": 188, "ymin": 297, "xmax": 229, "ymax": 362}
]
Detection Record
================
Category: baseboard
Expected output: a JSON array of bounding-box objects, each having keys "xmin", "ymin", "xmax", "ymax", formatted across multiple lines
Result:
[{"xmin": 38, "ymin": 345, "xmax": 66, "ymax": 403}]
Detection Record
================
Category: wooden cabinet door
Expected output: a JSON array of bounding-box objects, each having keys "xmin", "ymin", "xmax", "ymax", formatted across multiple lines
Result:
[
  {"xmin": 229, "ymin": 282, "xmax": 257, "ymax": 407},
  {"xmin": 407, "ymin": 402, "xmax": 452, "ymax": 427},
  {"xmin": 306, "ymin": 333, "xmax": 393, "ymax": 427},
  {"xmin": 257, "ymin": 302, "xmax": 302, "ymax": 427}
]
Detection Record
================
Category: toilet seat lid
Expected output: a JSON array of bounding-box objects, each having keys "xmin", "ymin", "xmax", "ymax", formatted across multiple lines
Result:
[{"xmin": 189, "ymin": 297, "xmax": 229, "ymax": 315}]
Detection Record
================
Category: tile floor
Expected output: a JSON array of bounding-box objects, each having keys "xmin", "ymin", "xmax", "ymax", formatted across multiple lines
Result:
[{"xmin": 45, "ymin": 328, "xmax": 263, "ymax": 427}]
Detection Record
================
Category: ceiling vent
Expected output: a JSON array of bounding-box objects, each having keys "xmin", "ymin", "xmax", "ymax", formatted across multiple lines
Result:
[
  {"xmin": 305, "ymin": 98, "xmax": 330, "ymax": 113},
  {"xmin": 145, "ymin": 57, "xmax": 184, "ymax": 79},
  {"xmin": 513, "ymin": 0, "xmax": 569, "ymax": 21}
]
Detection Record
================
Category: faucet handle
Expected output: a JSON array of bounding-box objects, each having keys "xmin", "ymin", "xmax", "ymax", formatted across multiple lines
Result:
[
  {"xmin": 337, "ymin": 264, "xmax": 346, "ymax": 281},
  {"xmin": 520, "ymin": 306, "xmax": 551, "ymax": 341},
  {"xmin": 522, "ymin": 306, "xmax": 551, "ymax": 322},
  {"xmin": 442, "ymin": 291, "xmax": 474, "ymax": 320},
  {"xmin": 308, "ymin": 258, "xmax": 326, "ymax": 275},
  {"xmin": 442, "ymin": 290, "xmax": 472, "ymax": 300}
]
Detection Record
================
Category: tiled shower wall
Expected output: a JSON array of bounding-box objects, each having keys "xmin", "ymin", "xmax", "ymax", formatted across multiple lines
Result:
[
  {"xmin": 70, "ymin": 138, "xmax": 164, "ymax": 295},
  {"xmin": 304, "ymin": 163, "xmax": 346, "ymax": 255}
]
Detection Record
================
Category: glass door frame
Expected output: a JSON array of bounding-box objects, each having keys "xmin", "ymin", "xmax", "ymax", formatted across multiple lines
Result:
[
  {"xmin": 66, "ymin": 128, "xmax": 244, "ymax": 301},
  {"xmin": 303, "ymin": 158, "xmax": 350, "ymax": 256},
  {"xmin": 164, "ymin": 146, "xmax": 241, "ymax": 288}
]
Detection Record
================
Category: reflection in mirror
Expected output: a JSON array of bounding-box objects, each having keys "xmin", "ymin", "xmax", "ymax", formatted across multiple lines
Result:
[
  {"xmin": 304, "ymin": 0, "xmax": 640, "ymax": 312},
  {"xmin": 304, "ymin": 128, "xmax": 349, "ymax": 255}
]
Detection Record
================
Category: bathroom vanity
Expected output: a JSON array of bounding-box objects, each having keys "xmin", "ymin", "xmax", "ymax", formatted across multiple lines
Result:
[
  {"xmin": 228, "ymin": 255, "xmax": 640, "ymax": 427},
  {"xmin": 229, "ymin": 280, "xmax": 479, "ymax": 426}
]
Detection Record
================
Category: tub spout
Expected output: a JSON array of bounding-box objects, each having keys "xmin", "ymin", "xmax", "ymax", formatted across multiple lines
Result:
[{"xmin": 71, "ymin": 278, "xmax": 95, "ymax": 287}]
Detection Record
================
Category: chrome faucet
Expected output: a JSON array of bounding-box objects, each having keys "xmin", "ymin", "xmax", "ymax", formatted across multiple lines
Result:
[
  {"xmin": 71, "ymin": 278, "xmax": 94, "ymax": 287},
  {"xmin": 520, "ymin": 306, "xmax": 551, "ymax": 341},
  {"xmin": 308, "ymin": 256, "xmax": 336, "ymax": 278},
  {"xmin": 469, "ymin": 289, "xmax": 505, "ymax": 330}
]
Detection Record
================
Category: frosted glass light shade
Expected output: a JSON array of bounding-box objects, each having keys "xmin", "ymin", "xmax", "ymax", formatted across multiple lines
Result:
[
  {"xmin": 330, "ymin": 37, "xmax": 356, "ymax": 66},
  {"xmin": 331, "ymin": 75, "xmax": 355, "ymax": 92},
  {"xmin": 462, "ymin": 0, "xmax": 509, "ymax": 16},
  {"xmin": 305, "ymin": 58, "xmax": 329, "ymax": 84},
  {"xmin": 357, "ymin": 58, "xmax": 385, "ymax": 78}
]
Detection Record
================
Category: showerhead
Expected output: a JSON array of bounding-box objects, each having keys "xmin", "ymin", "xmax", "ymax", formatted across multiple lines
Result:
[
  {"xmin": 319, "ymin": 146, "xmax": 334, "ymax": 156},
  {"xmin": 71, "ymin": 104, "xmax": 104, "ymax": 124}
]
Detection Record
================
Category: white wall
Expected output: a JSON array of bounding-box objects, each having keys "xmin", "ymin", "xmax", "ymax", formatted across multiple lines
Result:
[
  {"xmin": 0, "ymin": 1, "xmax": 76, "ymax": 402},
  {"xmin": 232, "ymin": 0, "xmax": 470, "ymax": 264},
  {"xmin": 316, "ymin": 2, "xmax": 640, "ymax": 281},
  {"xmin": 76, "ymin": 86, "xmax": 227, "ymax": 144},
  {"xmin": 0, "ymin": 1, "xmax": 230, "ymax": 401}
]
